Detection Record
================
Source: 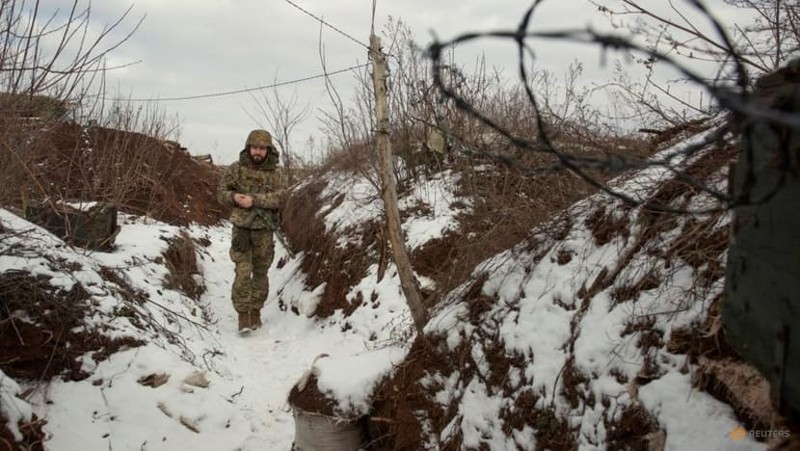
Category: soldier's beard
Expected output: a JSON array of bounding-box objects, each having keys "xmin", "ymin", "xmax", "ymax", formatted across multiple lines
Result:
[{"xmin": 249, "ymin": 153, "xmax": 266, "ymax": 165}]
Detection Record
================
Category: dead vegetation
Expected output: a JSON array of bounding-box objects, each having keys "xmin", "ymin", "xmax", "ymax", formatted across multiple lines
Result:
[
  {"xmin": 287, "ymin": 77, "xmax": 705, "ymax": 448},
  {"xmin": 667, "ymin": 294, "xmax": 797, "ymax": 444},
  {"xmin": 0, "ymin": 415, "xmax": 46, "ymax": 451},
  {"xmin": 585, "ymin": 204, "xmax": 632, "ymax": 246},
  {"xmin": 367, "ymin": 335, "xmax": 464, "ymax": 450},
  {"xmin": 0, "ymin": 268, "xmax": 146, "ymax": 447},
  {"xmin": 161, "ymin": 230, "xmax": 207, "ymax": 301},
  {"xmin": 0, "ymin": 32, "xmax": 223, "ymax": 451},
  {"xmin": 285, "ymin": 118, "xmax": 641, "ymax": 321},
  {"xmin": 416, "ymin": 164, "xmax": 605, "ymax": 300},
  {"xmin": 357, "ymin": 113, "xmax": 793, "ymax": 449},
  {"xmin": 2, "ymin": 121, "xmax": 227, "ymax": 227},
  {"xmin": 0, "ymin": 270, "xmax": 145, "ymax": 382},
  {"xmin": 1, "ymin": 3, "xmax": 796, "ymax": 449},
  {"xmin": 0, "ymin": 0, "xmax": 215, "ymax": 229},
  {"xmin": 604, "ymin": 402, "xmax": 664, "ymax": 451},
  {"xmin": 281, "ymin": 177, "xmax": 374, "ymax": 317}
]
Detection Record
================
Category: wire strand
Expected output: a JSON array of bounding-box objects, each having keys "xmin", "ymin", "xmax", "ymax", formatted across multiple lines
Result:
[
  {"xmin": 106, "ymin": 64, "xmax": 369, "ymax": 102},
  {"xmin": 283, "ymin": 0, "xmax": 370, "ymax": 50}
]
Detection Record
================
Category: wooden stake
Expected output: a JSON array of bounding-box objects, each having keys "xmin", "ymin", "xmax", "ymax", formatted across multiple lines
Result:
[{"xmin": 369, "ymin": 35, "xmax": 427, "ymax": 332}]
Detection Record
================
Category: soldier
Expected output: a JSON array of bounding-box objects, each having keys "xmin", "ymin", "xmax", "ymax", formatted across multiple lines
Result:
[{"xmin": 217, "ymin": 129, "xmax": 286, "ymax": 335}]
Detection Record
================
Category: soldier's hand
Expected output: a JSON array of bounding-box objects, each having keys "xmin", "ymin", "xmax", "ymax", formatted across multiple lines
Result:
[{"xmin": 234, "ymin": 193, "xmax": 254, "ymax": 209}]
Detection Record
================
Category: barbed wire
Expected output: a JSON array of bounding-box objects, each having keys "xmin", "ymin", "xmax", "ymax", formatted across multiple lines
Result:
[{"xmin": 425, "ymin": 1, "xmax": 783, "ymax": 213}]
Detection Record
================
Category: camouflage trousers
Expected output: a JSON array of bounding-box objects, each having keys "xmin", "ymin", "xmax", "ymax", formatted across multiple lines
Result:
[{"xmin": 229, "ymin": 226, "xmax": 274, "ymax": 313}]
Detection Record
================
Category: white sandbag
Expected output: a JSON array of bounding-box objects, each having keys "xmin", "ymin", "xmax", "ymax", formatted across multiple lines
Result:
[{"xmin": 292, "ymin": 407, "xmax": 364, "ymax": 451}]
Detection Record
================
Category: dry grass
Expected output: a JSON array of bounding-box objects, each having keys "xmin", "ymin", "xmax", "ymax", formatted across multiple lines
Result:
[
  {"xmin": 585, "ymin": 205, "xmax": 632, "ymax": 246},
  {"xmin": 98, "ymin": 266, "xmax": 150, "ymax": 306},
  {"xmin": 1, "ymin": 121, "xmax": 226, "ymax": 227},
  {"xmin": 300, "ymin": 97, "xmax": 669, "ymax": 450},
  {"xmin": 162, "ymin": 230, "xmax": 206, "ymax": 301},
  {"xmin": 0, "ymin": 415, "xmax": 46, "ymax": 451},
  {"xmin": 695, "ymin": 357, "xmax": 782, "ymax": 434},
  {"xmin": 621, "ymin": 316, "xmax": 665, "ymax": 353},
  {"xmin": 0, "ymin": 270, "xmax": 145, "ymax": 381},
  {"xmin": 604, "ymin": 403, "xmax": 664, "ymax": 451},
  {"xmin": 284, "ymin": 129, "xmax": 624, "ymax": 319},
  {"xmin": 611, "ymin": 269, "xmax": 662, "ymax": 304},
  {"xmin": 368, "ymin": 277, "xmax": 581, "ymax": 450},
  {"xmin": 410, "ymin": 162, "xmax": 603, "ymax": 306}
]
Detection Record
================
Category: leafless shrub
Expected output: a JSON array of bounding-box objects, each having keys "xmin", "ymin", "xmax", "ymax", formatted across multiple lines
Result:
[
  {"xmin": 311, "ymin": 19, "xmax": 647, "ymax": 306},
  {"xmin": 0, "ymin": 2, "xmax": 221, "ymax": 226},
  {"xmin": 424, "ymin": 1, "xmax": 796, "ymax": 213},
  {"xmin": 595, "ymin": 0, "xmax": 799, "ymax": 75},
  {"xmin": 247, "ymin": 81, "xmax": 311, "ymax": 185},
  {"xmin": 0, "ymin": 0, "xmax": 141, "ymax": 202},
  {"xmin": 3, "ymin": 108, "xmax": 225, "ymax": 226},
  {"xmin": 590, "ymin": 0, "xmax": 799, "ymax": 135}
]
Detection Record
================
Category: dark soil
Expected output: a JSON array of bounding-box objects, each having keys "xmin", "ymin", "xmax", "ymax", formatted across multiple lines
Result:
[
  {"xmin": 0, "ymin": 268, "xmax": 146, "ymax": 450},
  {"xmin": 368, "ymin": 335, "xmax": 460, "ymax": 451},
  {"xmin": 0, "ymin": 270, "xmax": 146, "ymax": 381},
  {"xmin": 287, "ymin": 374, "xmax": 341, "ymax": 417},
  {"xmin": 3, "ymin": 121, "xmax": 228, "ymax": 227}
]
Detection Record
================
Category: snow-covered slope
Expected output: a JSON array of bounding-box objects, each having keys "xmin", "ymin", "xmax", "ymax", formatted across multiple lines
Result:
[
  {"xmin": 0, "ymin": 208, "xmax": 410, "ymax": 450},
  {"xmin": 0, "ymin": 124, "xmax": 784, "ymax": 450}
]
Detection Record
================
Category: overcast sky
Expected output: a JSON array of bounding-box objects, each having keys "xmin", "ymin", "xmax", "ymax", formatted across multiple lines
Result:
[{"xmin": 41, "ymin": 0, "xmax": 749, "ymax": 165}]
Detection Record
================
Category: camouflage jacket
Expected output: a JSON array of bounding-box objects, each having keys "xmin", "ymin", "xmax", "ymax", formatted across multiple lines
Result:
[{"xmin": 217, "ymin": 149, "xmax": 287, "ymax": 230}]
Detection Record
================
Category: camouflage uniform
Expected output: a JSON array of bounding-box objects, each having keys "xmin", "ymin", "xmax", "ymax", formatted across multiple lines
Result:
[{"xmin": 217, "ymin": 130, "xmax": 286, "ymax": 332}]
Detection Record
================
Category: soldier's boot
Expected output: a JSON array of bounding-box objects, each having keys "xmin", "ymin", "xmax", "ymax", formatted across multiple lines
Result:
[
  {"xmin": 237, "ymin": 311, "xmax": 252, "ymax": 336},
  {"xmin": 250, "ymin": 309, "xmax": 263, "ymax": 330}
]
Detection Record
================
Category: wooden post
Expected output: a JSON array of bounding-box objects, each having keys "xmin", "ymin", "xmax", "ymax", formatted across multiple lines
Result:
[{"xmin": 370, "ymin": 34, "xmax": 428, "ymax": 332}]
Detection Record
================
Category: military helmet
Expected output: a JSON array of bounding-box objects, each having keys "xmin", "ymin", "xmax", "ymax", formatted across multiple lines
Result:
[{"xmin": 245, "ymin": 129, "xmax": 273, "ymax": 148}]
